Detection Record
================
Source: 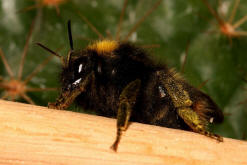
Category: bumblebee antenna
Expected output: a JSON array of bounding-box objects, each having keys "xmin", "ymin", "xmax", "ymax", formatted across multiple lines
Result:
[
  {"xmin": 68, "ymin": 20, "xmax": 74, "ymax": 51},
  {"xmin": 66, "ymin": 20, "xmax": 74, "ymax": 67},
  {"xmin": 36, "ymin": 43, "xmax": 65, "ymax": 66}
]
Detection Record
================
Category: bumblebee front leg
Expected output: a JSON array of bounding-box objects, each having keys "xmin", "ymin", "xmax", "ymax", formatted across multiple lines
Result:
[
  {"xmin": 111, "ymin": 79, "xmax": 141, "ymax": 151},
  {"xmin": 177, "ymin": 108, "xmax": 223, "ymax": 142},
  {"xmin": 48, "ymin": 72, "xmax": 95, "ymax": 110}
]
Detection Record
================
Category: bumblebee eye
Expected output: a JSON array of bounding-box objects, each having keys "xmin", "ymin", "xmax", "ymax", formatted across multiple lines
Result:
[
  {"xmin": 73, "ymin": 78, "xmax": 82, "ymax": 86},
  {"xmin": 78, "ymin": 64, "xmax": 83, "ymax": 73},
  {"xmin": 158, "ymin": 86, "xmax": 166, "ymax": 98}
]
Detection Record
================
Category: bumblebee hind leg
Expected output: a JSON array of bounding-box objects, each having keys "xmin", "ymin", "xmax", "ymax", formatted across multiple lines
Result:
[
  {"xmin": 111, "ymin": 79, "xmax": 141, "ymax": 151},
  {"xmin": 177, "ymin": 108, "xmax": 223, "ymax": 142}
]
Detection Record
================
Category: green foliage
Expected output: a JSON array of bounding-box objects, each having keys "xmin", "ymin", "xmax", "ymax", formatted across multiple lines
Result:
[{"xmin": 0, "ymin": 0, "xmax": 246, "ymax": 140}]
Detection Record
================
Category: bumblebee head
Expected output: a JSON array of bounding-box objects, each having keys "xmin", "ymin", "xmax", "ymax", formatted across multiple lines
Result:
[
  {"xmin": 60, "ymin": 49, "xmax": 98, "ymax": 91},
  {"xmin": 36, "ymin": 20, "xmax": 91, "ymax": 91},
  {"xmin": 36, "ymin": 21, "xmax": 120, "ymax": 92}
]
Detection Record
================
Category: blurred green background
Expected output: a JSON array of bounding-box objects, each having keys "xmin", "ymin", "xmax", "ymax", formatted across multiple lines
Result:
[{"xmin": 0, "ymin": 0, "xmax": 246, "ymax": 140}]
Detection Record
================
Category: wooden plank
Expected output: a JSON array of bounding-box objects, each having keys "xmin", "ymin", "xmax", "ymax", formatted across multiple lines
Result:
[{"xmin": 0, "ymin": 100, "xmax": 246, "ymax": 165}]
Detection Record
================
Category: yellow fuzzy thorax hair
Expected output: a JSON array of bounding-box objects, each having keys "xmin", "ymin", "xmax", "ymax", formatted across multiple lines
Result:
[{"xmin": 87, "ymin": 40, "xmax": 119, "ymax": 54}]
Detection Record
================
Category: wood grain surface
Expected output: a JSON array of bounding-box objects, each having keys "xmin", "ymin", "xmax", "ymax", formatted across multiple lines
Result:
[{"xmin": 0, "ymin": 100, "xmax": 246, "ymax": 165}]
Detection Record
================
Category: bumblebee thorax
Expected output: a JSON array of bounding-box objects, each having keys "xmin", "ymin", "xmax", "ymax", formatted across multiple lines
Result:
[{"xmin": 87, "ymin": 40, "xmax": 119, "ymax": 55}]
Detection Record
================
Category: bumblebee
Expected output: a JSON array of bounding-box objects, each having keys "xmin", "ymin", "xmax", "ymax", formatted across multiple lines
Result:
[{"xmin": 37, "ymin": 19, "xmax": 224, "ymax": 151}]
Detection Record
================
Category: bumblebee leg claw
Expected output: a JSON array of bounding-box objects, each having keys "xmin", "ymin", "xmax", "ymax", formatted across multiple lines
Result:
[
  {"xmin": 111, "ymin": 127, "xmax": 124, "ymax": 151},
  {"xmin": 204, "ymin": 131, "xmax": 223, "ymax": 142}
]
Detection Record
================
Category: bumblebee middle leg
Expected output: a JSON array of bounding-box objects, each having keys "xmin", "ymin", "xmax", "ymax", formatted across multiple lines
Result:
[
  {"xmin": 177, "ymin": 108, "xmax": 223, "ymax": 142},
  {"xmin": 111, "ymin": 79, "xmax": 141, "ymax": 151}
]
